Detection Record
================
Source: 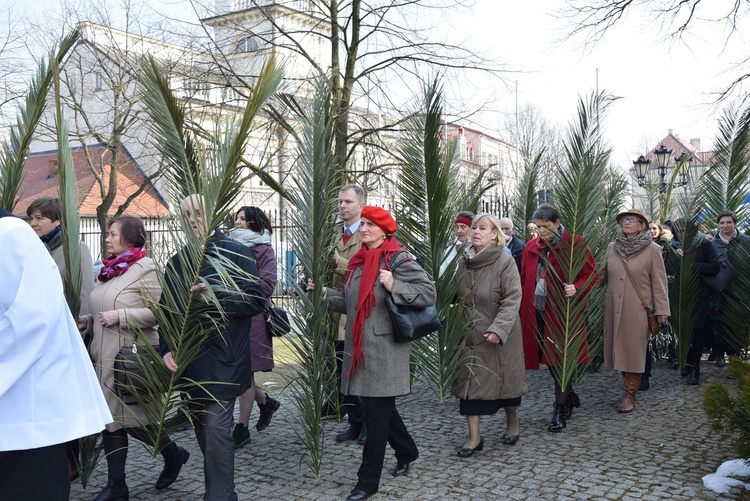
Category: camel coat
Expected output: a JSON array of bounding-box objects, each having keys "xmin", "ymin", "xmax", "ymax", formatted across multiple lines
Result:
[
  {"xmin": 604, "ymin": 241, "xmax": 670, "ymax": 373},
  {"xmin": 87, "ymin": 257, "xmax": 161, "ymax": 431},
  {"xmin": 332, "ymin": 224, "xmax": 363, "ymax": 341},
  {"xmin": 327, "ymin": 251, "xmax": 436, "ymax": 397},
  {"xmin": 451, "ymin": 246, "xmax": 528, "ymax": 402}
]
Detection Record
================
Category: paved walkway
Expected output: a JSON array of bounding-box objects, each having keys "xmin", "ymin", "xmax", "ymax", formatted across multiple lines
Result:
[{"xmin": 70, "ymin": 360, "xmax": 744, "ymax": 500}]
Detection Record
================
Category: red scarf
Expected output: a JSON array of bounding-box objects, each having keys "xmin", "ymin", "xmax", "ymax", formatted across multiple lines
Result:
[
  {"xmin": 97, "ymin": 247, "xmax": 147, "ymax": 282},
  {"xmin": 345, "ymin": 235, "xmax": 406, "ymax": 379}
]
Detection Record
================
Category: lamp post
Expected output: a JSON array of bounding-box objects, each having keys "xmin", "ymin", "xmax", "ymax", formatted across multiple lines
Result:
[{"xmin": 632, "ymin": 144, "xmax": 691, "ymax": 194}]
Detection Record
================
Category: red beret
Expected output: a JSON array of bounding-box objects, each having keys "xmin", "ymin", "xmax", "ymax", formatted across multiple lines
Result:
[{"xmin": 361, "ymin": 205, "xmax": 397, "ymax": 235}]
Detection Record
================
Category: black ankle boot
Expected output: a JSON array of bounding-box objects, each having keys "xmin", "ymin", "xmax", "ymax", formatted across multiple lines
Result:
[
  {"xmin": 155, "ymin": 445, "xmax": 190, "ymax": 490},
  {"xmin": 563, "ymin": 391, "xmax": 581, "ymax": 420},
  {"xmin": 547, "ymin": 404, "xmax": 567, "ymax": 432},
  {"xmin": 687, "ymin": 368, "xmax": 700, "ymax": 385},
  {"xmin": 94, "ymin": 477, "xmax": 129, "ymax": 501}
]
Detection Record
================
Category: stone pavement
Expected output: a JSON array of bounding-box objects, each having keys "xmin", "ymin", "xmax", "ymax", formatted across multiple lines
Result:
[{"xmin": 70, "ymin": 360, "xmax": 744, "ymax": 500}]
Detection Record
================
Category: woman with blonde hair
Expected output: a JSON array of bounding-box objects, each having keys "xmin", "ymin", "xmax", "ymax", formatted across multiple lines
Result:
[{"xmin": 452, "ymin": 213, "xmax": 527, "ymax": 457}]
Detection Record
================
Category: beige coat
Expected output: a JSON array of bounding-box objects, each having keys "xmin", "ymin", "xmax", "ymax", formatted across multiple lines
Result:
[
  {"xmin": 451, "ymin": 246, "xmax": 528, "ymax": 402},
  {"xmin": 604, "ymin": 242, "xmax": 670, "ymax": 373},
  {"xmin": 87, "ymin": 257, "xmax": 161, "ymax": 431},
  {"xmin": 332, "ymin": 224, "xmax": 363, "ymax": 341}
]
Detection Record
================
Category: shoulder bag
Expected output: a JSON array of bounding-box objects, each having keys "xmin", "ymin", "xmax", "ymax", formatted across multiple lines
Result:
[
  {"xmin": 701, "ymin": 251, "xmax": 737, "ymax": 292},
  {"xmin": 621, "ymin": 259, "xmax": 660, "ymax": 335},
  {"xmin": 385, "ymin": 251, "xmax": 441, "ymax": 343},
  {"xmin": 265, "ymin": 301, "xmax": 291, "ymax": 337},
  {"xmin": 114, "ymin": 344, "xmax": 164, "ymax": 397}
]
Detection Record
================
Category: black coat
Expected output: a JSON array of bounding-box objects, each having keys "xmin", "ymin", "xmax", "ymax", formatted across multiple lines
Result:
[
  {"xmin": 506, "ymin": 235, "xmax": 525, "ymax": 272},
  {"xmin": 160, "ymin": 235, "xmax": 266, "ymax": 401}
]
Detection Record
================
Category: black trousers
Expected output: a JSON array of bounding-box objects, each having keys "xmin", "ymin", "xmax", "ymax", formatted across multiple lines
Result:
[
  {"xmin": 0, "ymin": 443, "xmax": 69, "ymax": 501},
  {"xmin": 355, "ymin": 396, "xmax": 418, "ymax": 494}
]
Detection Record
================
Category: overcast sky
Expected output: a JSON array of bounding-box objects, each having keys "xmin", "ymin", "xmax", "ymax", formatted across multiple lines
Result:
[{"xmin": 466, "ymin": 0, "xmax": 750, "ymax": 168}]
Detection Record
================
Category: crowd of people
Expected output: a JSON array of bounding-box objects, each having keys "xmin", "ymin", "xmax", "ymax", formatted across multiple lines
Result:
[{"xmin": 1, "ymin": 189, "xmax": 745, "ymax": 501}]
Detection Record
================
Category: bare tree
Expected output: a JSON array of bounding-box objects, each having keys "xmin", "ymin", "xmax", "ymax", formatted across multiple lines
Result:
[{"xmin": 561, "ymin": 0, "xmax": 750, "ymax": 102}]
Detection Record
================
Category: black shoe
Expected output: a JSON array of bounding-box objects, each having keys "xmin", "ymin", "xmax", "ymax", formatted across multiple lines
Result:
[
  {"xmin": 500, "ymin": 419, "xmax": 521, "ymax": 445},
  {"xmin": 336, "ymin": 426, "xmax": 362, "ymax": 442},
  {"xmin": 93, "ymin": 478, "xmax": 129, "ymax": 501},
  {"xmin": 680, "ymin": 364, "xmax": 692, "ymax": 377},
  {"xmin": 392, "ymin": 463, "xmax": 410, "ymax": 477},
  {"xmin": 456, "ymin": 437, "xmax": 484, "ymax": 458},
  {"xmin": 256, "ymin": 394, "xmax": 281, "ymax": 431},
  {"xmin": 547, "ymin": 404, "xmax": 567, "ymax": 433},
  {"xmin": 357, "ymin": 425, "xmax": 367, "ymax": 445},
  {"xmin": 346, "ymin": 489, "xmax": 374, "ymax": 500},
  {"xmin": 563, "ymin": 391, "xmax": 581, "ymax": 420},
  {"xmin": 155, "ymin": 446, "xmax": 189, "ymax": 490},
  {"xmin": 233, "ymin": 423, "xmax": 251, "ymax": 449},
  {"xmin": 716, "ymin": 356, "xmax": 726, "ymax": 367},
  {"xmin": 639, "ymin": 375, "xmax": 650, "ymax": 391},
  {"xmin": 687, "ymin": 369, "xmax": 700, "ymax": 385}
]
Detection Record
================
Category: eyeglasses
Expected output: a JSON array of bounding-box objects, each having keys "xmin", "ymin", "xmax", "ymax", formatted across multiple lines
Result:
[{"xmin": 620, "ymin": 216, "xmax": 639, "ymax": 223}]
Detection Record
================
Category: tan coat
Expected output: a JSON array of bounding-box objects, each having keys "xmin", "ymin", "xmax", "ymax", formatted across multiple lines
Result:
[
  {"xmin": 604, "ymin": 242, "xmax": 670, "ymax": 373},
  {"xmin": 87, "ymin": 257, "xmax": 161, "ymax": 431},
  {"xmin": 332, "ymin": 224, "xmax": 362, "ymax": 341},
  {"xmin": 452, "ymin": 246, "xmax": 528, "ymax": 402}
]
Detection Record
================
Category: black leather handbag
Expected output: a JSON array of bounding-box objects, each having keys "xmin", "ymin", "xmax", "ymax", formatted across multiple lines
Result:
[
  {"xmin": 113, "ymin": 344, "xmax": 163, "ymax": 397},
  {"xmin": 265, "ymin": 305, "xmax": 291, "ymax": 337},
  {"xmin": 385, "ymin": 295, "xmax": 441, "ymax": 343},
  {"xmin": 702, "ymin": 252, "xmax": 738, "ymax": 292}
]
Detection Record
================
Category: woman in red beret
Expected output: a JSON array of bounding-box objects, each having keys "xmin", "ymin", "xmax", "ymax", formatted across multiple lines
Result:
[{"xmin": 315, "ymin": 206, "xmax": 437, "ymax": 501}]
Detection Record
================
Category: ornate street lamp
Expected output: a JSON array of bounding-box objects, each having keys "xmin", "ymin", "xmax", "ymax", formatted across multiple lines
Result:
[{"xmin": 633, "ymin": 155, "xmax": 650, "ymax": 187}]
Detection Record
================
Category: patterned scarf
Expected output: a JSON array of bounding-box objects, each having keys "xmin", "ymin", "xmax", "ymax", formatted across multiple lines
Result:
[
  {"xmin": 97, "ymin": 247, "xmax": 147, "ymax": 282},
  {"xmin": 344, "ymin": 235, "xmax": 405, "ymax": 379},
  {"xmin": 614, "ymin": 229, "xmax": 653, "ymax": 258}
]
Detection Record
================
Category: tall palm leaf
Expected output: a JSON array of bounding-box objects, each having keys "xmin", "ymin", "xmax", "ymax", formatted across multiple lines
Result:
[
  {"xmin": 282, "ymin": 76, "xmax": 341, "ymax": 477},
  {"xmin": 700, "ymin": 103, "xmax": 750, "ymax": 356},
  {"xmin": 0, "ymin": 30, "xmax": 79, "ymax": 210},
  {"xmin": 391, "ymin": 78, "xmax": 477, "ymax": 400},
  {"xmin": 545, "ymin": 91, "xmax": 613, "ymax": 391},
  {"xmin": 117, "ymin": 55, "xmax": 283, "ymax": 452},
  {"xmin": 511, "ymin": 151, "xmax": 543, "ymax": 242}
]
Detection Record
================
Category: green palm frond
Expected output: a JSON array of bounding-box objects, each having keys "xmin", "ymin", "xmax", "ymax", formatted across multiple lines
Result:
[
  {"xmin": 119, "ymin": 56, "xmax": 283, "ymax": 453},
  {"xmin": 545, "ymin": 91, "xmax": 614, "ymax": 390},
  {"xmin": 392, "ymin": 78, "xmax": 475, "ymax": 400},
  {"xmin": 282, "ymin": 76, "xmax": 340, "ymax": 478},
  {"xmin": 511, "ymin": 151, "xmax": 543, "ymax": 242},
  {"xmin": 0, "ymin": 29, "xmax": 79, "ymax": 210}
]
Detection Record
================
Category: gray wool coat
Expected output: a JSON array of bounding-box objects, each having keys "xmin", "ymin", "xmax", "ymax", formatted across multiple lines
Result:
[
  {"xmin": 451, "ymin": 245, "xmax": 528, "ymax": 402},
  {"xmin": 326, "ymin": 251, "xmax": 437, "ymax": 397}
]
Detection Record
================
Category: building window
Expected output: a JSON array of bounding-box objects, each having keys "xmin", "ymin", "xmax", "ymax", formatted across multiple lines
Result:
[
  {"xmin": 236, "ymin": 36, "xmax": 259, "ymax": 53},
  {"xmin": 94, "ymin": 72, "xmax": 103, "ymax": 91}
]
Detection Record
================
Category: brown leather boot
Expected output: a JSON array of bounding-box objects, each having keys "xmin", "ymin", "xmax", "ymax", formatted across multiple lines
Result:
[{"xmin": 617, "ymin": 372, "xmax": 641, "ymax": 413}]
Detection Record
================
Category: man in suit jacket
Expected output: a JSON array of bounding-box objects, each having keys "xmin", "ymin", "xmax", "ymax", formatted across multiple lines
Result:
[
  {"xmin": 160, "ymin": 195, "xmax": 265, "ymax": 501},
  {"xmin": 500, "ymin": 217, "xmax": 525, "ymax": 272},
  {"xmin": 330, "ymin": 184, "xmax": 367, "ymax": 444}
]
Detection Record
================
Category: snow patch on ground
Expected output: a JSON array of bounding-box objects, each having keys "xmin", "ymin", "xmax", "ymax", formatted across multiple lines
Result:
[{"xmin": 703, "ymin": 459, "xmax": 750, "ymax": 495}]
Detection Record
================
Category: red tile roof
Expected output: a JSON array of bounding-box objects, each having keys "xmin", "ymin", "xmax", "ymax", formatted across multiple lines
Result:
[{"xmin": 14, "ymin": 145, "xmax": 168, "ymax": 218}]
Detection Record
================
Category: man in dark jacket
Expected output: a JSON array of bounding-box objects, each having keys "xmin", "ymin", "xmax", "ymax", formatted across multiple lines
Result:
[
  {"xmin": 500, "ymin": 217, "xmax": 525, "ymax": 272},
  {"xmin": 160, "ymin": 195, "xmax": 265, "ymax": 501}
]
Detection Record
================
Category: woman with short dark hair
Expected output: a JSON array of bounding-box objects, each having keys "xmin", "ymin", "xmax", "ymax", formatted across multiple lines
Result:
[{"xmin": 229, "ymin": 206, "xmax": 281, "ymax": 447}]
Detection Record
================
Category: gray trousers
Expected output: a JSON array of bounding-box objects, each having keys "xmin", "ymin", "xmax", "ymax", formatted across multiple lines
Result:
[{"xmin": 192, "ymin": 398, "xmax": 237, "ymax": 501}]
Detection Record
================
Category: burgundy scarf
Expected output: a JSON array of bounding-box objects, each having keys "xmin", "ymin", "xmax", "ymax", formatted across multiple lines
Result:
[
  {"xmin": 97, "ymin": 247, "xmax": 147, "ymax": 282},
  {"xmin": 345, "ymin": 235, "xmax": 406, "ymax": 379}
]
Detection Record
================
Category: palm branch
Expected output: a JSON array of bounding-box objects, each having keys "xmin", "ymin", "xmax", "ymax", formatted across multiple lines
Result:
[
  {"xmin": 544, "ymin": 91, "xmax": 613, "ymax": 391},
  {"xmin": 700, "ymin": 103, "xmax": 750, "ymax": 356},
  {"xmin": 115, "ymin": 55, "xmax": 283, "ymax": 453},
  {"xmin": 0, "ymin": 29, "xmax": 79, "ymax": 210},
  {"xmin": 391, "ymin": 78, "xmax": 476, "ymax": 400},
  {"xmin": 282, "ymin": 76, "xmax": 341, "ymax": 477},
  {"xmin": 511, "ymin": 151, "xmax": 543, "ymax": 242}
]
